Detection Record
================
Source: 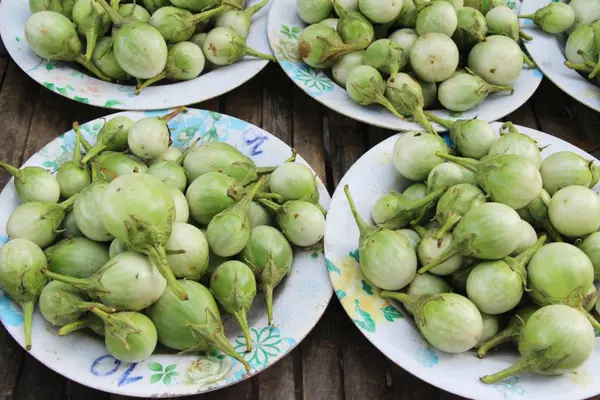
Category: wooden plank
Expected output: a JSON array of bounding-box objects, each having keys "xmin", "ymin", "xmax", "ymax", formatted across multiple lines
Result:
[
  {"xmin": 0, "ymin": 61, "xmax": 39, "ymax": 172},
  {"xmin": 502, "ymin": 100, "xmax": 539, "ymax": 130},
  {"xmin": 340, "ymin": 314, "xmax": 388, "ymax": 400},
  {"xmin": 0, "ymin": 35, "xmax": 7, "ymax": 58},
  {"xmin": 292, "ymin": 86, "xmax": 326, "ymax": 180},
  {"xmin": 328, "ymin": 115, "xmax": 388, "ymax": 400},
  {"xmin": 300, "ymin": 303, "xmax": 342, "ymax": 400},
  {"xmin": 261, "ymin": 66, "xmax": 292, "ymax": 144},
  {"xmin": 0, "ymin": 57, "xmax": 6, "ymax": 86},
  {"xmin": 0, "ymin": 327, "xmax": 24, "ymax": 400},
  {"xmin": 222, "ymin": 68, "xmax": 263, "ymax": 126},
  {"xmin": 530, "ymin": 79, "xmax": 600, "ymax": 152},
  {"xmin": 256, "ymin": 65, "xmax": 296, "ymax": 400},
  {"xmin": 290, "ymin": 87, "xmax": 342, "ymax": 400},
  {"xmin": 0, "ymin": 60, "xmax": 39, "ymax": 400},
  {"xmin": 14, "ymin": 357, "xmax": 66, "ymax": 400},
  {"xmin": 388, "ymin": 362, "xmax": 440, "ymax": 400},
  {"xmin": 65, "ymin": 382, "xmax": 109, "ymax": 400}
]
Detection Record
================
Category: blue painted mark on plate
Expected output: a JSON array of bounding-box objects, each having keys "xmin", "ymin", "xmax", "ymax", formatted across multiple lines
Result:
[
  {"xmin": 90, "ymin": 354, "xmax": 143, "ymax": 386},
  {"xmin": 532, "ymin": 68, "xmax": 543, "ymax": 79},
  {"xmin": 0, "ymin": 295, "xmax": 23, "ymax": 327},
  {"xmin": 90, "ymin": 354, "xmax": 120, "ymax": 376}
]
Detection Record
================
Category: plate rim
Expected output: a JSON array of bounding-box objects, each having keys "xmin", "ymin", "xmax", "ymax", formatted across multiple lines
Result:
[{"xmin": 0, "ymin": 107, "xmax": 333, "ymax": 397}]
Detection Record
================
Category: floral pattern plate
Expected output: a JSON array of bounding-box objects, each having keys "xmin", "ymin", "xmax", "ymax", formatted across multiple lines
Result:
[
  {"xmin": 0, "ymin": 0, "xmax": 271, "ymax": 110},
  {"xmin": 0, "ymin": 108, "xmax": 332, "ymax": 397},
  {"xmin": 267, "ymin": 0, "xmax": 543, "ymax": 131},
  {"xmin": 324, "ymin": 123, "xmax": 600, "ymax": 400},
  {"xmin": 521, "ymin": 0, "xmax": 600, "ymax": 112}
]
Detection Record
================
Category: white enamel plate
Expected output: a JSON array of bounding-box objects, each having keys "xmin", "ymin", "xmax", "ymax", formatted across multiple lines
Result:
[
  {"xmin": 521, "ymin": 0, "xmax": 600, "ymax": 112},
  {"xmin": 324, "ymin": 123, "xmax": 600, "ymax": 400},
  {"xmin": 0, "ymin": 108, "xmax": 332, "ymax": 397},
  {"xmin": 267, "ymin": 0, "xmax": 543, "ymax": 131},
  {"xmin": 0, "ymin": 1, "xmax": 272, "ymax": 110}
]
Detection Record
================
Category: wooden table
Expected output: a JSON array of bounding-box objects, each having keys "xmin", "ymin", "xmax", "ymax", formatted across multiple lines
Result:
[{"xmin": 2, "ymin": 36, "xmax": 600, "ymax": 400}]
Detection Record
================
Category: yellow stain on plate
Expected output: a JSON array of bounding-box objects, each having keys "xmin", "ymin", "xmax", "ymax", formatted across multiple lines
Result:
[
  {"xmin": 372, "ymin": 149, "xmax": 392, "ymax": 166},
  {"xmin": 582, "ymin": 87, "xmax": 600, "ymax": 99},
  {"xmin": 569, "ymin": 370, "xmax": 593, "ymax": 387},
  {"xmin": 331, "ymin": 255, "xmax": 392, "ymax": 323}
]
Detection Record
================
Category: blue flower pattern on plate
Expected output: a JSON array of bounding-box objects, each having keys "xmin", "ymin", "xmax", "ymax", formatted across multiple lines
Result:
[
  {"xmin": 279, "ymin": 61, "xmax": 334, "ymax": 97},
  {"xmin": 493, "ymin": 376, "xmax": 525, "ymax": 399},
  {"xmin": 298, "ymin": 280, "xmax": 319, "ymax": 299},
  {"xmin": 0, "ymin": 294, "xmax": 23, "ymax": 327}
]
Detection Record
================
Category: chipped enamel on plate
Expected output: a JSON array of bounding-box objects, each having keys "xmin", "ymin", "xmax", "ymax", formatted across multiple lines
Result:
[
  {"xmin": 0, "ymin": 0, "xmax": 271, "ymax": 110},
  {"xmin": 324, "ymin": 123, "xmax": 600, "ymax": 400},
  {"xmin": 521, "ymin": 0, "xmax": 600, "ymax": 112},
  {"xmin": 267, "ymin": 0, "xmax": 543, "ymax": 131},
  {"xmin": 0, "ymin": 108, "xmax": 332, "ymax": 397}
]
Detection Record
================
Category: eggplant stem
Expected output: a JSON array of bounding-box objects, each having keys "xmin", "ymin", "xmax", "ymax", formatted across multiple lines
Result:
[
  {"xmin": 80, "ymin": 143, "xmax": 107, "ymax": 165},
  {"xmin": 191, "ymin": 4, "xmax": 230, "ymax": 24},
  {"xmin": 331, "ymin": 0, "xmax": 348, "ymax": 18},
  {"xmin": 411, "ymin": 108, "xmax": 438, "ymax": 135},
  {"xmin": 565, "ymin": 61, "xmax": 593, "ymax": 73},
  {"xmin": 476, "ymin": 326, "xmax": 519, "ymax": 358},
  {"xmin": 244, "ymin": 0, "xmax": 268, "ymax": 16},
  {"xmin": 176, "ymin": 137, "xmax": 202, "ymax": 164},
  {"xmin": 93, "ymin": 0, "xmax": 126, "ymax": 25},
  {"xmin": 73, "ymin": 122, "xmax": 94, "ymax": 152},
  {"xmin": 521, "ymin": 51, "xmax": 536, "ymax": 68},
  {"xmin": 84, "ymin": 30, "xmax": 98, "ymax": 62},
  {"xmin": 434, "ymin": 151, "xmax": 479, "ymax": 172},
  {"xmin": 0, "ymin": 161, "xmax": 19, "ymax": 177},
  {"xmin": 42, "ymin": 268, "xmax": 100, "ymax": 293},
  {"xmin": 233, "ymin": 310, "xmax": 252, "ymax": 352},
  {"xmin": 380, "ymin": 291, "xmax": 418, "ymax": 313},
  {"xmin": 588, "ymin": 61, "xmax": 600, "ymax": 79},
  {"xmin": 376, "ymin": 94, "xmax": 407, "ymax": 121},
  {"xmin": 264, "ymin": 284, "xmax": 274, "ymax": 326},
  {"xmin": 135, "ymin": 72, "xmax": 166, "ymax": 94},
  {"xmin": 417, "ymin": 238, "xmax": 463, "ymax": 274},
  {"xmin": 160, "ymin": 106, "xmax": 188, "ymax": 122},
  {"xmin": 147, "ymin": 245, "xmax": 189, "ymax": 300},
  {"xmin": 519, "ymin": 30, "xmax": 532, "ymax": 41},
  {"xmin": 256, "ymin": 166, "xmax": 277, "ymax": 174},
  {"xmin": 72, "ymin": 122, "xmax": 84, "ymax": 164},
  {"xmin": 480, "ymin": 358, "xmax": 530, "ymax": 384},
  {"xmin": 59, "ymin": 319, "xmax": 88, "ymax": 336},
  {"xmin": 424, "ymin": 111, "xmax": 453, "ymax": 129},
  {"xmin": 22, "ymin": 301, "xmax": 34, "ymax": 350},
  {"xmin": 435, "ymin": 214, "xmax": 461, "ymax": 239},
  {"xmin": 255, "ymin": 192, "xmax": 283, "ymax": 203},
  {"xmin": 517, "ymin": 14, "xmax": 534, "ymax": 19},
  {"xmin": 84, "ymin": 302, "xmax": 117, "ymax": 314},
  {"xmin": 74, "ymin": 55, "xmax": 113, "ymax": 82},
  {"xmin": 59, "ymin": 193, "xmax": 79, "ymax": 210},
  {"xmin": 244, "ymin": 46, "xmax": 276, "ymax": 62},
  {"xmin": 583, "ymin": 308, "xmax": 600, "ymax": 329},
  {"xmin": 343, "ymin": 185, "xmax": 372, "ymax": 235},
  {"xmin": 257, "ymin": 198, "xmax": 281, "ymax": 213},
  {"xmin": 188, "ymin": 309, "xmax": 251, "ymax": 372}
]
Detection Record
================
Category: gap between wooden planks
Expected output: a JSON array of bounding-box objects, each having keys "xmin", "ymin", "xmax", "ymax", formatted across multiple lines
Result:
[{"xmin": 1, "ymin": 53, "xmax": 600, "ymax": 400}]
